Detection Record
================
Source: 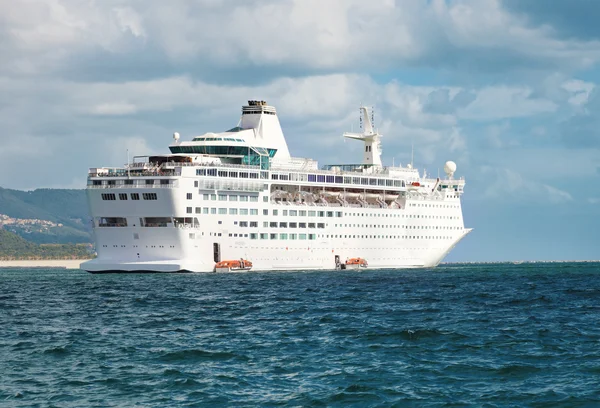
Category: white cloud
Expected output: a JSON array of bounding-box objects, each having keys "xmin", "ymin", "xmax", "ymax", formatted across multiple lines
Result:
[
  {"xmin": 562, "ymin": 79, "xmax": 595, "ymax": 106},
  {"xmin": 458, "ymin": 86, "xmax": 557, "ymax": 121},
  {"xmin": 481, "ymin": 166, "xmax": 573, "ymax": 204}
]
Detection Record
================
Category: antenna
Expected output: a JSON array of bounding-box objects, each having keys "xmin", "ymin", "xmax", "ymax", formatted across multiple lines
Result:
[
  {"xmin": 359, "ymin": 107, "xmax": 363, "ymax": 131},
  {"xmin": 127, "ymin": 149, "xmax": 130, "ymax": 178},
  {"xmin": 371, "ymin": 106, "xmax": 374, "ymax": 128},
  {"xmin": 411, "ymin": 141, "xmax": 414, "ymax": 168}
]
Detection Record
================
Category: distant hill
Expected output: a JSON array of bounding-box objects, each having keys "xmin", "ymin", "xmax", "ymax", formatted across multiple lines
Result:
[
  {"xmin": 0, "ymin": 188, "xmax": 92, "ymax": 244},
  {"xmin": 0, "ymin": 229, "xmax": 92, "ymax": 260}
]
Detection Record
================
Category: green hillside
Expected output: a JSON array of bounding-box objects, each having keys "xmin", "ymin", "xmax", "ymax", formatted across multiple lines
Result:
[
  {"xmin": 0, "ymin": 229, "xmax": 92, "ymax": 260},
  {"xmin": 0, "ymin": 188, "xmax": 92, "ymax": 244}
]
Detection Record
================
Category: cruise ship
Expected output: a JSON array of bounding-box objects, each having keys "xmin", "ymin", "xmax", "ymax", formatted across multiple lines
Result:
[{"xmin": 82, "ymin": 100, "xmax": 471, "ymax": 273}]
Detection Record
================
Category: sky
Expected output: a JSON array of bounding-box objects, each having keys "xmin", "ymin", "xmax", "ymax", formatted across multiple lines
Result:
[{"xmin": 0, "ymin": 0, "xmax": 599, "ymax": 262}]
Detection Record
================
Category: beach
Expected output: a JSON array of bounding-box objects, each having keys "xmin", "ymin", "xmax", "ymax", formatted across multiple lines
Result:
[{"xmin": 0, "ymin": 259, "xmax": 90, "ymax": 269}]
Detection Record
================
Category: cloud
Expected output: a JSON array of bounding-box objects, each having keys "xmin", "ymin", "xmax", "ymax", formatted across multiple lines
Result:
[
  {"xmin": 2, "ymin": 0, "xmax": 600, "ymax": 84},
  {"xmin": 481, "ymin": 167, "xmax": 573, "ymax": 204},
  {"xmin": 502, "ymin": 0, "xmax": 600, "ymax": 41},
  {"xmin": 559, "ymin": 87, "xmax": 600, "ymax": 148}
]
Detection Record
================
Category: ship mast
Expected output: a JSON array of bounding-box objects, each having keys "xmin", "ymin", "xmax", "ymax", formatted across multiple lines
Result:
[{"xmin": 343, "ymin": 106, "xmax": 382, "ymax": 167}]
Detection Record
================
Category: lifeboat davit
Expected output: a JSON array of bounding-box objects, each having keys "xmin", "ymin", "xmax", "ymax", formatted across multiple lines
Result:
[
  {"xmin": 214, "ymin": 259, "xmax": 253, "ymax": 272},
  {"xmin": 344, "ymin": 257, "xmax": 368, "ymax": 269}
]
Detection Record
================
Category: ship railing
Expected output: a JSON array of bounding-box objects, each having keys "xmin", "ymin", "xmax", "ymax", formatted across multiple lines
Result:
[
  {"xmin": 86, "ymin": 183, "xmax": 179, "ymax": 189},
  {"xmin": 90, "ymin": 170, "xmax": 180, "ymax": 178}
]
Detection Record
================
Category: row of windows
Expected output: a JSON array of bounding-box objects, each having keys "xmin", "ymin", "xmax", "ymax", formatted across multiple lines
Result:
[
  {"xmin": 201, "ymin": 193, "xmax": 259, "ymax": 202},
  {"xmin": 194, "ymin": 167, "xmax": 406, "ymax": 188},
  {"xmin": 93, "ymin": 179, "xmax": 171, "ymax": 186},
  {"xmin": 191, "ymin": 137, "xmax": 245, "ymax": 142},
  {"xmin": 273, "ymin": 173, "xmax": 405, "ymax": 188},
  {"xmin": 342, "ymin": 211, "xmax": 459, "ymax": 219},
  {"xmin": 196, "ymin": 169, "xmax": 267, "ymax": 179},
  {"xmin": 336, "ymin": 224, "xmax": 462, "ymax": 230},
  {"xmin": 101, "ymin": 193, "xmax": 155, "ymax": 201},
  {"xmin": 265, "ymin": 222, "xmax": 325, "ymax": 228},
  {"xmin": 242, "ymin": 233, "xmax": 453, "ymax": 240},
  {"xmin": 408, "ymin": 203, "xmax": 459, "ymax": 209},
  {"xmin": 186, "ymin": 207, "xmax": 260, "ymax": 215},
  {"xmin": 251, "ymin": 233, "xmax": 317, "ymax": 240}
]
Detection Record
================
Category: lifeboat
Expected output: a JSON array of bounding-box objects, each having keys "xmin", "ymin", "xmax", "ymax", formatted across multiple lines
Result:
[
  {"xmin": 344, "ymin": 257, "xmax": 368, "ymax": 269},
  {"xmin": 411, "ymin": 182, "xmax": 421, "ymax": 187},
  {"xmin": 214, "ymin": 259, "xmax": 253, "ymax": 272}
]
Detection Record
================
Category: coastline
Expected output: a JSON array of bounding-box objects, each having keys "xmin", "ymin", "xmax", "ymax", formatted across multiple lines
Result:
[{"xmin": 0, "ymin": 260, "xmax": 91, "ymax": 269}]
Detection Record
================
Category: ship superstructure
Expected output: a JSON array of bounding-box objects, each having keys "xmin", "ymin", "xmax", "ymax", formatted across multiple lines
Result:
[{"xmin": 82, "ymin": 100, "xmax": 471, "ymax": 273}]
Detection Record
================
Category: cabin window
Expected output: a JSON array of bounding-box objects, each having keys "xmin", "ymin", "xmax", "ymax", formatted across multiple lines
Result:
[
  {"xmin": 101, "ymin": 193, "xmax": 116, "ymax": 201},
  {"xmin": 119, "ymin": 193, "xmax": 127, "ymax": 200},
  {"xmin": 142, "ymin": 193, "xmax": 157, "ymax": 200},
  {"xmin": 131, "ymin": 193, "xmax": 140, "ymax": 200},
  {"xmin": 97, "ymin": 217, "xmax": 127, "ymax": 227}
]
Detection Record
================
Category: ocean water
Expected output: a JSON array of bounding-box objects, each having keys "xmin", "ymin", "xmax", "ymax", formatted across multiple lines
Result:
[{"xmin": 1, "ymin": 263, "xmax": 600, "ymax": 407}]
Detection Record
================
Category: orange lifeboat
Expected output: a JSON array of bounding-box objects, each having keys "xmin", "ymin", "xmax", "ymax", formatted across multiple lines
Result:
[
  {"xmin": 214, "ymin": 259, "xmax": 253, "ymax": 272},
  {"xmin": 411, "ymin": 182, "xmax": 421, "ymax": 187},
  {"xmin": 345, "ymin": 257, "xmax": 368, "ymax": 269}
]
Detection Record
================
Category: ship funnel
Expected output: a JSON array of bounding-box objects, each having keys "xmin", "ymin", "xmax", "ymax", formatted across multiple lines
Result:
[{"xmin": 239, "ymin": 100, "xmax": 290, "ymax": 160}]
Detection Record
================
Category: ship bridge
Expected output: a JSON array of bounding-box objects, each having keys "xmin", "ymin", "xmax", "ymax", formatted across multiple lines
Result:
[{"xmin": 168, "ymin": 100, "xmax": 289, "ymax": 169}]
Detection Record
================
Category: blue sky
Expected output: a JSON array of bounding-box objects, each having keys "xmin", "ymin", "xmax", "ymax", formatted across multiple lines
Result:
[{"xmin": 0, "ymin": 0, "xmax": 599, "ymax": 262}]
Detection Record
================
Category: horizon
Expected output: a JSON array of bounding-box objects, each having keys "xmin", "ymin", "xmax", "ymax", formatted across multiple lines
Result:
[{"xmin": 1, "ymin": 0, "xmax": 599, "ymax": 263}]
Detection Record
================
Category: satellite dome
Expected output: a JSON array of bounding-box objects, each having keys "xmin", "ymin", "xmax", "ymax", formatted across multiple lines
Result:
[
  {"xmin": 444, "ymin": 161, "xmax": 457, "ymax": 178},
  {"xmin": 173, "ymin": 132, "xmax": 180, "ymax": 141}
]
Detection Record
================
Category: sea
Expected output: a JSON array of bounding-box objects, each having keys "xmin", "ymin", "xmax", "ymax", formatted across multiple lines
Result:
[{"xmin": 1, "ymin": 262, "xmax": 599, "ymax": 407}]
